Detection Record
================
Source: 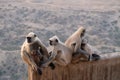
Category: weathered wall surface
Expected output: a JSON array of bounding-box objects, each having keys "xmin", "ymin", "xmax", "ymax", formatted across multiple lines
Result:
[{"xmin": 28, "ymin": 53, "xmax": 120, "ymax": 80}]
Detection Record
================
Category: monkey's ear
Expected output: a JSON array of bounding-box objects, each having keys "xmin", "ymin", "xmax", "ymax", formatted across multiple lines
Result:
[{"xmin": 55, "ymin": 39, "xmax": 58, "ymax": 43}]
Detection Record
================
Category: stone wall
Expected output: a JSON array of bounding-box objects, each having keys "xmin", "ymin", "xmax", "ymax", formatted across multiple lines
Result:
[{"xmin": 28, "ymin": 52, "xmax": 120, "ymax": 80}]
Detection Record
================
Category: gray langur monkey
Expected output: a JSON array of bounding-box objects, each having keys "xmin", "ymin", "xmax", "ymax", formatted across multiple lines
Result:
[
  {"xmin": 21, "ymin": 32, "xmax": 55, "ymax": 75},
  {"xmin": 81, "ymin": 39, "xmax": 100, "ymax": 61},
  {"xmin": 46, "ymin": 35, "xmax": 73, "ymax": 66},
  {"xmin": 65, "ymin": 26, "xmax": 86, "ymax": 53},
  {"xmin": 65, "ymin": 27, "xmax": 90, "ymax": 61}
]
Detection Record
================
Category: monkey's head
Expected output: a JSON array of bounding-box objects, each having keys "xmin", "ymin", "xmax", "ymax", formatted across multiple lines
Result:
[
  {"xmin": 81, "ymin": 39, "xmax": 87, "ymax": 49},
  {"xmin": 26, "ymin": 32, "xmax": 37, "ymax": 44},
  {"xmin": 78, "ymin": 26, "xmax": 86, "ymax": 38},
  {"xmin": 49, "ymin": 36, "xmax": 59, "ymax": 46}
]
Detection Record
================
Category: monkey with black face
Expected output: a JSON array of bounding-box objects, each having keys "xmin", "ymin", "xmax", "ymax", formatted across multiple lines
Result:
[
  {"xmin": 65, "ymin": 26, "xmax": 86, "ymax": 53},
  {"xmin": 21, "ymin": 32, "xmax": 55, "ymax": 75},
  {"xmin": 65, "ymin": 27, "xmax": 90, "ymax": 62},
  {"xmin": 48, "ymin": 36, "xmax": 73, "ymax": 66},
  {"xmin": 81, "ymin": 39, "xmax": 100, "ymax": 61}
]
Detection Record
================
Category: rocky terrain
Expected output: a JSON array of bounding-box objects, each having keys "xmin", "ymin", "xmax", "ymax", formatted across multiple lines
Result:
[{"xmin": 0, "ymin": 0, "xmax": 120, "ymax": 80}]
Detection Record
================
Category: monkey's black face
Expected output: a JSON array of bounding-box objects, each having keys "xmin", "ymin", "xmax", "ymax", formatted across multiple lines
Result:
[
  {"xmin": 81, "ymin": 39, "xmax": 87, "ymax": 50},
  {"xmin": 27, "ymin": 37, "xmax": 32, "ymax": 43},
  {"xmin": 49, "ymin": 36, "xmax": 59, "ymax": 46},
  {"xmin": 81, "ymin": 43, "xmax": 85, "ymax": 50},
  {"xmin": 81, "ymin": 29, "xmax": 86, "ymax": 37},
  {"xmin": 49, "ymin": 40, "xmax": 53, "ymax": 45},
  {"xmin": 26, "ymin": 32, "xmax": 37, "ymax": 43},
  {"xmin": 49, "ymin": 39, "xmax": 58, "ymax": 46}
]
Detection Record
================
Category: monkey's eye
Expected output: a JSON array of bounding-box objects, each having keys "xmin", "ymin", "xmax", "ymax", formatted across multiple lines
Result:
[{"xmin": 27, "ymin": 37, "xmax": 31, "ymax": 40}]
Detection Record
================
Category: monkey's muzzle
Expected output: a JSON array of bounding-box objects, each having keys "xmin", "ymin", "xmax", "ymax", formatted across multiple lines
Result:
[{"xmin": 27, "ymin": 37, "xmax": 32, "ymax": 43}]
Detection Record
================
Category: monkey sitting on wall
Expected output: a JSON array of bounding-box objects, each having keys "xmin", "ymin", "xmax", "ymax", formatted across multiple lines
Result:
[
  {"xmin": 81, "ymin": 39, "xmax": 100, "ymax": 61},
  {"xmin": 65, "ymin": 27, "xmax": 86, "ymax": 53},
  {"xmin": 21, "ymin": 32, "xmax": 55, "ymax": 75},
  {"xmin": 45, "ymin": 35, "xmax": 73, "ymax": 66},
  {"xmin": 65, "ymin": 27, "xmax": 90, "ymax": 62}
]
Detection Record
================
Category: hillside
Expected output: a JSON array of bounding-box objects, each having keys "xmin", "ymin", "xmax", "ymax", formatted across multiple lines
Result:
[{"xmin": 0, "ymin": 0, "xmax": 120, "ymax": 80}]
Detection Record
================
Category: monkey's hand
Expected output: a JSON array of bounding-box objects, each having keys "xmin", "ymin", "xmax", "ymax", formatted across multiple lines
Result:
[
  {"xmin": 39, "ymin": 52, "xmax": 56, "ymax": 68},
  {"xmin": 31, "ymin": 65, "xmax": 42, "ymax": 75},
  {"xmin": 37, "ymin": 68, "xmax": 42, "ymax": 75},
  {"xmin": 31, "ymin": 64, "xmax": 37, "ymax": 71}
]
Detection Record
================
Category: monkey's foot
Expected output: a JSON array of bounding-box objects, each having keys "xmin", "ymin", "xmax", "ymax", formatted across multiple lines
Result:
[
  {"xmin": 31, "ymin": 65, "xmax": 37, "ymax": 72},
  {"xmin": 92, "ymin": 54, "xmax": 100, "ymax": 61},
  {"xmin": 49, "ymin": 63, "xmax": 55, "ymax": 70},
  {"xmin": 37, "ymin": 68, "xmax": 42, "ymax": 75}
]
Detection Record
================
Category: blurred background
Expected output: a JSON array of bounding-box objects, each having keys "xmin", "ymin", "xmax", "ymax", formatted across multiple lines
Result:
[{"xmin": 0, "ymin": 0, "xmax": 120, "ymax": 80}]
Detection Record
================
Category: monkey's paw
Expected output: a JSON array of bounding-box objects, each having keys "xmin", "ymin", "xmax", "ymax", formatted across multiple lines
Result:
[
  {"xmin": 37, "ymin": 68, "xmax": 42, "ymax": 75},
  {"xmin": 49, "ymin": 63, "xmax": 55, "ymax": 70},
  {"xmin": 92, "ymin": 54, "xmax": 100, "ymax": 61}
]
